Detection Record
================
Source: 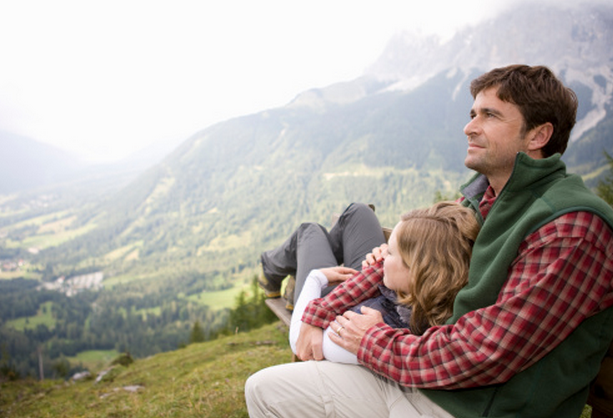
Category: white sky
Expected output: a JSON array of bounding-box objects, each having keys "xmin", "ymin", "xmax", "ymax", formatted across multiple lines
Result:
[{"xmin": 0, "ymin": 0, "xmax": 513, "ymax": 163}]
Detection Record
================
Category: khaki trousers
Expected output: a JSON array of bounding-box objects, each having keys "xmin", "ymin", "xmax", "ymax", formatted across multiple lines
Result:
[{"xmin": 245, "ymin": 361, "xmax": 455, "ymax": 418}]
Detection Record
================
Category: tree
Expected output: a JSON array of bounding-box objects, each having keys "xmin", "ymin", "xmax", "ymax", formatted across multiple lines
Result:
[
  {"xmin": 110, "ymin": 352, "xmax": 134, "ymax": 367},
  {"xmin": 228, "ymin": 276, "xmax": 277, "ymax": 333},
  {"xmin": 433, "ymin": 190, "xmax": 461, "ymax": 203},
  {"xmin": 189, "ymin": 320, "xmax": 206, "ymax": 344},
  {"xmin": 0, "ymin": 344, "xmax": 19, "ymax": 381},
  {"xmin": 52, "ymin": 356, "xmax": 71, "ymax": 379},
  {"xmin": 596, "ymin": 151, "xmax": 613, "ymax": 207}
]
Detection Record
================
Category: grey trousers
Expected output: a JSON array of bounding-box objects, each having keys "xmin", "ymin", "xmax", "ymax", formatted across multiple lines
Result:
[{"xmin": 260, "ymin": 203, "xmax": 386, "ymax": 303}]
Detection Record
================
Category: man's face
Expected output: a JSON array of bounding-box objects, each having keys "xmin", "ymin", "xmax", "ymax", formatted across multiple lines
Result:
[{"xmin": 463, "ymin": 87, "xmax": 531, "ymax": 193}]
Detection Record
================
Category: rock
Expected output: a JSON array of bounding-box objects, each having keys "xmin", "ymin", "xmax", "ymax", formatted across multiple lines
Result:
[{"xmin": 71, "ymin": 371, "xmax": 91, "ymax": 381}]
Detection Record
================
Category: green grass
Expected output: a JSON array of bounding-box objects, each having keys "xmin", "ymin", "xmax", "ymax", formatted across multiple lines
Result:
[
  {"xmin": 198, "ymin": 230, "xmax": 254, "ymax": 254},
  {"xmin": 581, "ymin": 405, "xmax": 593, "ymax": 418},
  {"xmin": 102, "ymin": 241, "xmax": 144, "ymax": 262},
  {"xmin": 135, "ymin": 306, "xmax": 162, "ymax": 318},
  {"xmin": 5, "ymin": 301, "xmax": 56, "ymax": 331},
  {"xmin": 0, "ymin": 322, "xmax": 291, "ymax": 418},
  {"xmin": 66, "ymin": 350, "xmax": 121, "ymax": 371},
  {"xmin": 102, "ymin": 273, "xmax": 147, "ymax": 287},
  {"xmin": 187, "ymin": 281, "xmax": 252, "ymax": 310},
  {"xmin": 0, "ymin": 321, "xmax": 596, "ymax": 418},
  {"xmin": 0, "ymin": 261, "xmax": 42, "ymax": 281},
  {"xmin": 0, "ymin": 207, "xmax": 93, "ymax": 250},
  {"xmin": 15, "ymin": 223, "xmax": 97, "ymax": 250},
  {"xmin": 3, "ymin": 211, "xmax": 71, "ymax": 230},
  {"xmin": 102, "ymin": 274, "xmax": 252, "ymax": 313},
  {"xmin": 0, "ymin": 270, "xmax": 41, "ymax": 280}
]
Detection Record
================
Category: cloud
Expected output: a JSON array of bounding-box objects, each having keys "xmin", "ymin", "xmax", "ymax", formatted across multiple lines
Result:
[{"xmin": 0, "ymin": 0, "xmax": 538, "ymax": 163}]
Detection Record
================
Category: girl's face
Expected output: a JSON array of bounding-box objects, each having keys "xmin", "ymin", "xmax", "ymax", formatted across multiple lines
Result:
[{"xmin": 383, "ymin": 223, "xmax": 412, "ymax": 294}]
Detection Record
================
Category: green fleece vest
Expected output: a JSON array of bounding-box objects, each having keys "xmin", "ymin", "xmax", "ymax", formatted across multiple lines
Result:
[{"xmin": 422, "ymin": 153, "xmax": 613, "ymax": 418}]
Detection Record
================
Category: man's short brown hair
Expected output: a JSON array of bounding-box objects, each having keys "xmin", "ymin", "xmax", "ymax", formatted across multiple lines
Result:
[{"xmin": 470, "ymin": 65, "xmax": 578, "ymax": 157}]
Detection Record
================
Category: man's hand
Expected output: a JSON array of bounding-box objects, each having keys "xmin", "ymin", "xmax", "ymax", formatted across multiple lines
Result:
[
  {"xmin": 295, "ymin": 322, "xmax": 325, "ymax": 361},
  {"xmin": 361, "ymin": 243, "xmax": 389, "ymax": 268},
  {"xmin": 319, "ymin": 266, "xmax": 358, "ymax": 284},
  {"xmin": 328, "ymin": 307, "xmax": 384, "ymax": 354}
]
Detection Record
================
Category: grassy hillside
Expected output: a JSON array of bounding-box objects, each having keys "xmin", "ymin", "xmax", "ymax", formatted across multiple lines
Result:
[
  {"xmin": 0, "ymin": 320, "xmax": 595, "ymax": 418},
  {"xmin": 0, "ymin": 322, "xmax": 291, "ymax": 418}
]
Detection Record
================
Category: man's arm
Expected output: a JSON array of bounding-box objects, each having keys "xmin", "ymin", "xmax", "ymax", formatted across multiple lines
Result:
[{"xmin": 357, "ymin": 212, "xmax": 613, "ymax": 389}]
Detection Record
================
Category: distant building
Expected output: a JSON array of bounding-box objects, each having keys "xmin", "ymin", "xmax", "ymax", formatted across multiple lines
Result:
[{"xmin": 38, "ymin": 272, "xmax": 104, "ymax": 296}]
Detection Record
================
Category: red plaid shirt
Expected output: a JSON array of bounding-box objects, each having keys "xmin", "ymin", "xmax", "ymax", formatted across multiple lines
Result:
[{"xmin": 302, "ymin": 187, "xmax": 613, "ymax": 389}]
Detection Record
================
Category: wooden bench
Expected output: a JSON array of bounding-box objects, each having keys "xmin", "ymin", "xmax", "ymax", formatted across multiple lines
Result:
[
  {"xmin": 264, "ymin": 298, "xmax": 295, "ymax": 361},
  {"xmin": 265, "ymin": 298, "xmax": 292, "ymax": 328}
]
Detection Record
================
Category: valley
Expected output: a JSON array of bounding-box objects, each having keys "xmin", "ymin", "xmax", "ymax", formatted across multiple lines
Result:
[{"xmin": 1, "ymin": 1, "xmax": 613, "ymax": 382}]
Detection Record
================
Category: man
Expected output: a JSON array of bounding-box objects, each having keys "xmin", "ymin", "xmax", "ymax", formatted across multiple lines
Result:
[{"xmin": 245, "ymin": 65, "xmax": 613, "ymax": 418}]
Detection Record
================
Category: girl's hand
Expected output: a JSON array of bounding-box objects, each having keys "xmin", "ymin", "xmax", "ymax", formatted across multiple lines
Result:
[
  {"xmin": 295, "ymin": 323, "xmax": 325, "ymax": 361},
  {"xmin": 361, "ymin": 243, "xmax": 389, "ymax": 268},
  {"xmin": 319, "ymin": 266, "xmax": 358, "ymax": 284}
]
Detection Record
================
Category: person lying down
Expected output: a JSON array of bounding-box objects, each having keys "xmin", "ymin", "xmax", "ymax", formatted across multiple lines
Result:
[{"xmin": 289, "ymin": 201, "xmax": 481, "ymax": 364}]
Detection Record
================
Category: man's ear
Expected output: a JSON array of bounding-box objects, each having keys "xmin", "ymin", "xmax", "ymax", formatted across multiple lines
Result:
[{"xmin": 527, "ymin": 122, "xmax": 554, "ymax": 153}]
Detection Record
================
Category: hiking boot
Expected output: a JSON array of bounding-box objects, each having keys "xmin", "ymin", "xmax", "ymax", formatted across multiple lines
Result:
[
  {"xmin": 283, "ymin": 276, "xmax": 295, "ymax": 311},
  {"xmin": 258, "ymin": 273, "xmax": 282, "ymax": 298}
]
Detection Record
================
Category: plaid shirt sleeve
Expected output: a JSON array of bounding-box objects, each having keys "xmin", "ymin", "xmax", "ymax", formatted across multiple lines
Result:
[
  {"xmin": 358, "ymin": 211, "xmax": 613, "ymax": 389},
  {"xmin": 301, "ymin": 262, "xmax": 385, "ymax": 329}
]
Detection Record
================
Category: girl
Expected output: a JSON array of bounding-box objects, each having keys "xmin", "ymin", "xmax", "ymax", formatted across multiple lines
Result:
[{"xmin": 289, "ymin": 201, "xmax": 480, "ymax": 363}]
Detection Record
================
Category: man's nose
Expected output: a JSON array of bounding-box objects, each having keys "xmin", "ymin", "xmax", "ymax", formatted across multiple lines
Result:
[{"xmin": 464, "ymin": 117, "xmax": 479, "ymax": 137}]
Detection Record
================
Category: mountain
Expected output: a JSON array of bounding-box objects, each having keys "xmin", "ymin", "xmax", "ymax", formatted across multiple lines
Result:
[
  {"xmin": 86, "ymin": 2, "xmax": 612, "ymax": 263},
  {"xmin": 0, "ymin": 130, "xmax": 183, "ymax": 196},
  {"xmin": 31, "ymin": 71, "xmax": 476, "ymax": 282},
  {"xmin": 1, "ymin": 1, "xmax": 612, "ymax": 374},
  {"xmin": 11, "ymin": 1, "xmax": 613, "ymax": 278},
  {"xmin": 0, "ymin": 131, "xmax": 85, "ymax": 194},
  {"xmin": 365, "ymin": 1, "xmax": 613, "ymax": 149}
]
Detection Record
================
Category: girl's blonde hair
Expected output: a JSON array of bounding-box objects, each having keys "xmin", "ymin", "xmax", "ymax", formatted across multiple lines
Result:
[{"xmin": 394, "ymin": 201, "xmax": 480, "ymax": 335}]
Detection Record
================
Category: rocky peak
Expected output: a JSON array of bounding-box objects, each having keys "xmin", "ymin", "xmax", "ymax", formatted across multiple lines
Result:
[{"xmin": 361, "ymin": 2, "xmax": 613, "ymax": 140}]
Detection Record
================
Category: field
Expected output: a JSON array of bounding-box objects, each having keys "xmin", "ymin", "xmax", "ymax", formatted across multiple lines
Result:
[
  {"xmin": 66, "ymin": 350, "xmax": 121, "ymax": 371},
  {"xmin": 186, "ymin": 279, "xmax": 252, "ymax": 310},
  {"xmin": 5, "ymin": 301, "xmax": 56, "ymax": 331}
]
